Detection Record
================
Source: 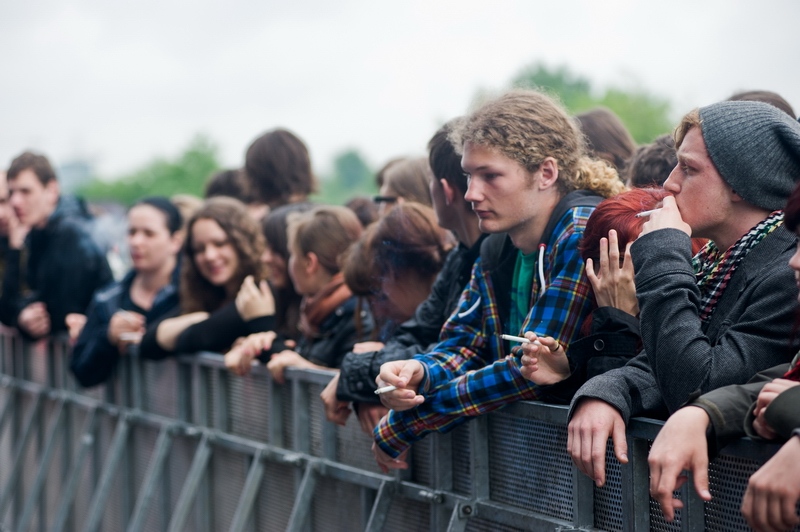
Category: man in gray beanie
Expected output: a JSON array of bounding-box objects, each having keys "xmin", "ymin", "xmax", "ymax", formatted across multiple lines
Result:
[{"xmin": 567, "ymin": 100, "xmax": 800, "ymax": 490}]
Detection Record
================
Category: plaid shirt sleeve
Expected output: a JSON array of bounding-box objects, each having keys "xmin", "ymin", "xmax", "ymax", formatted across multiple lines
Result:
[
  {"xmin": 375, "ymin": 209, "xmax": 594, "ymax": 457},
  {"xmin": 411, "ymin": 257, "xmax": 503, "ymax": 392}
]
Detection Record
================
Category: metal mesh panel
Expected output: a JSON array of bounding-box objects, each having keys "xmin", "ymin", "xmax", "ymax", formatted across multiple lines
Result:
[
  {"xmin": 593, "ymin": 441, "xmax": 624, "ymax": 531},
  {"xmin": 382, "ymin": 495, "xmax": 430, "ymax": 532},
  {"xmin": 487, "ymin": 412, "xmax": 574, "ymax": 522},
  {"xmin": 28, "ymin": 341, "xmax": 49, "ymax": 385},
  {"xmin": 411, "ymin": 435, "xmax": 433, "ymax": 487},
  {"xmin": 335, "ymin": 414, "xmax": 383, "ymax": 473},
  {"xmin": 229, "ymin": 372, "xmax": 270, "ymax": 442},
  {"xmin": 207, "ymin": 366, "xmax": 222, "ymax": 430},
  {"xmin": 310, "ymin": 475, "xmax": 366, "ymax": 532},
  {"xmin": 281, "ymin": 383, "xmax": 295, "ymax": 450},
  {"xmin": 71, "ymin": 407, "xmax": 99, "ymax": 530},
  {"xmin": 706, "ymin": 453, "xmax": 773, "ymax": 531},
  {"xmin": 99, "ymin": 413, "xmax": 127, "ymax": 531},
  {"xmin": 465, "ymin": 517, "xmax": 525, "ymax": 531},
  {"xmin": 208, "ymin": 445, "xmax": 249, "ymax": 531},
  {"xmin": 308, "ymin": 382, "xmax": 326, "ymax": 458},
  {"xmin": 254, "ymin": 461, "xmax": 297, "ymax": 532},
  {"xmin": 142, "ymin": 358, "xmax": 179, "ymax": 418},
  {"xmin": 0, "ymin": 390, "xmax": 13, "ymax": 517},
  {"xmin": 10, "ymin": 392, "xmax": 41, "ymax": 531},
  {"xmin": 130, "ymin": 422, "xmax": 168, "ymax": 532},
  {"xmin": 451, "ymin": 423, "xmax": 472, "ymax": 496},
  {"xmin": 167, "ymin": 434, "xmax": 200, "ymax": 530},
  {"xmin": 38, "ymin": 396, "xmax": 67, "ymax": 531}
]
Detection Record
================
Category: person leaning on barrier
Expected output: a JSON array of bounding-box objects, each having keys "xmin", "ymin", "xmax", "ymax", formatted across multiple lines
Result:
[
  {"xmin": 647, "ymin": 183, "xmax": 800, "ymax": 531},
  {"xmin": 320, "ymin": 202, "xmax": 455, "ymax": 434},
  {"xmin": 70, "ymin": 197, "xmax": 183, "ymax": 387},
  {"xmin": 521, "ymin": 188, "xmax": 709, "ymax": 397},
  {"xmin": 371, "ymin": 89, "xmax": 626, "ymax": 471},
  {"xmin": 568, "ymin": 101, "xmax": 800, "ymax": 488},
  {"xmin": 226, "ymin": 206, "xmax": 373, "ymax": 382},
  {"xmin": 320, "ymin": 120, "xmax": 487, "ymax": 424},
  {"xmin": 0, "ymin": 151, "xmax": 113, "ymax": 339},
  {"xmin": 138, "ymin": 197, "xmax": 272, "ymax": 359}
]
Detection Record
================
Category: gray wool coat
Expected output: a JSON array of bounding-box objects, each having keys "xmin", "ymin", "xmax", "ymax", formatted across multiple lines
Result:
[{"xmin": 570, "ymin": 226, "xmax": 799, "ymax": 423}]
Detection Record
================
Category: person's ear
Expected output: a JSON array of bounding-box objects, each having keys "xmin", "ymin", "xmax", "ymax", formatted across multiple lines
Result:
[
  {"xmin": 538, "ymin": 157, "xmax": 559, "ymax": 189},
  {"xmin": 305, "ymin": 251, "xmax": 320, "ymax": 275},
  {"xmin": 440, "ymin": 179, "xmax": 456, "ymax": 205},
  {"xmin": 45, "ymin": 180, "xmax": 60, "ymax": 204}
]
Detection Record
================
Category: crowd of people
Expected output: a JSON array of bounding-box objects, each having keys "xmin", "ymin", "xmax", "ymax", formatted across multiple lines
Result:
[{"xmin": 2, "ymin": 88, "xmax": 799, "ymax": 531}]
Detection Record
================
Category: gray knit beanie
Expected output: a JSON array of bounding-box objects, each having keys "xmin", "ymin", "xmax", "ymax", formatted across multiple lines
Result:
[{"xmin": 699, "ymin": 100, "xmax": 800, "ymax": 211}]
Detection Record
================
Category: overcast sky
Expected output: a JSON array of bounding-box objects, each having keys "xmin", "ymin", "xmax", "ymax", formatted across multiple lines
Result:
[{"xmin": 2, "ymin": 0, "xmax": 799, "ymax": 180}]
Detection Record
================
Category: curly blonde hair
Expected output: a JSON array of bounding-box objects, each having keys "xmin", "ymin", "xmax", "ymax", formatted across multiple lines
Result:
[
  {"xmin": 181, "ymin": 197, "xmax": 267, "ymax": 313},
  {"xmin": 449, "ymin": 89, "xmax": 625, "ymax": 199}
]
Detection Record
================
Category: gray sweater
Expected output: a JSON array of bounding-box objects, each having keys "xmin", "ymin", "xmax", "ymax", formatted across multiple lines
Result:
[{"xmin": 570, "ymin": 226, "xmax": 799, "ymax": 422}]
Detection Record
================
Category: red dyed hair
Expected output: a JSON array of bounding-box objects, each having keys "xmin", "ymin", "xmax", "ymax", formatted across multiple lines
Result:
[{"xmin": 579, "ymin": 188, "xmax": 707, "ymax": 336}]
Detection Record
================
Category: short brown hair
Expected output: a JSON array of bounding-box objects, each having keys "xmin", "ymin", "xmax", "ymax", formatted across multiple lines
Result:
[
  {"xmin": 245, "ymin": 129, "xmax": 317, "ymax": 206},
  {"xmin": 428, "ymin": 119, "xmax": 468, "ymax": 194},
  {"xmin": 673, "ymin": 108, "xmax": 702, "ymax": 149},
  {"xmin": 288, "ymin": 206, "xmax": 363, "ymax": 274},
  {"xmin": 7, "ymin": 151, "xmax": 57, "ymax": 185}
]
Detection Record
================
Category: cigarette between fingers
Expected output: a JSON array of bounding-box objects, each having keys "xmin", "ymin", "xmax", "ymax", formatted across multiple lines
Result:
[
  {"xmin": 635, "ymin": 209, "xmax": 659, "ymax": 218},
  {"xmin": 501, "ymin": 334, "xmax": 542, "ymax": 346},
  {"xmin": 374, "ymin": 385, "xmax": 397, "ymax": 395}
]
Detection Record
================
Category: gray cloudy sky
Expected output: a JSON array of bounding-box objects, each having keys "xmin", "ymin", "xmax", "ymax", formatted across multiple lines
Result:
[{"xmin": 2, "ymin": 0, "xmax": 799, "ymax": 179}]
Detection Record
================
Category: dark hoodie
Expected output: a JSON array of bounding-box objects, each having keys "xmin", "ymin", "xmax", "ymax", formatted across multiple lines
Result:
[{"xmin": 0, "ymin": 195, "xmax": 113, "ymax": 337}]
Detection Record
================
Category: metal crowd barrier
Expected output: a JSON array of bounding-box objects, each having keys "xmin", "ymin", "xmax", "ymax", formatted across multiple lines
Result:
[{"xmin": 0, "ymin": 330, "xmax": 795, "ymax": 531}]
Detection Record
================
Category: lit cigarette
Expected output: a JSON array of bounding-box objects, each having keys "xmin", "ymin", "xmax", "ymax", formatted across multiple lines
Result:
[
  {"xmin": 374, "ymin": 385, "xmax": 397, "ymax": 395},
  {"xmin": 635, "ymin": 209, "xmax": 659, "ymax": 218},
  {"xmin": 501, "ymin": 334, "xmax": 542, "ymax": 346}
]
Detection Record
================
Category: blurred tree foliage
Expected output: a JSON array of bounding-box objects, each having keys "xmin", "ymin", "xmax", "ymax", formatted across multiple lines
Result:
[
  {"xmin": 313, "ymin": 149, "xmax": 377, "ymax": 205},
  {"xmin": 512, "ymin": 63, "xmax": 673, "ymax": 143},
  {"xmin": 78, "ymin": 135, "xmax": 220, "ymax": 205},
  {"xmin": 78, "ymin": 64, "xmax": 671, "ymax": 207}
]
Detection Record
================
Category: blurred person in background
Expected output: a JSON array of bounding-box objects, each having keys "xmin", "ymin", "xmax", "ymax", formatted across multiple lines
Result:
[
  {"xmin": 575, "ymin": 107, "xmax": 636, "ymax": 176},
  {"xmin": 0, "ymin": 151, "xmax": 112, "ymax": 339},
  {"xmin": 374, "ymin": 157, "xmax": 433, "ymax": 214},
  {"xmin": 139, "ymin": 197, "xmax": 271, "ymax": 359},
  {"xmin": 70, "ymin": 197, "xmax": 183, "ymax": 387}
]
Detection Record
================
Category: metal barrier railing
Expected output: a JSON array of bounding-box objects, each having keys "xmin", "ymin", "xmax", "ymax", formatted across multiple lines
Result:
[{"xmin": 0, "ymin": 331, "xmax": 793, "ymax": 531}]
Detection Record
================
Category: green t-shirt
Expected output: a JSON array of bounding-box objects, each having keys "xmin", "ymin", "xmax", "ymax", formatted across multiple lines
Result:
[{"xmin": 509, "ymin": 249, "xmax": 537, "ymax": 336}]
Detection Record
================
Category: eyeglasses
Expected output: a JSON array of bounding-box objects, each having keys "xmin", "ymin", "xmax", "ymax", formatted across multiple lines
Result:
[{"xmin": 373, "ymin": 195, "xmax": 398, "ymax": 204}]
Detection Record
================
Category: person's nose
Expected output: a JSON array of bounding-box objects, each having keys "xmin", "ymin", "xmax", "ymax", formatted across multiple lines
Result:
[
  {"xmin": 663, "ymin": 166, "xmax": 681, "ymax": 194},
  {"xmin": 464, "ymin": 178, "xmax": 482, "ymax": 203}
]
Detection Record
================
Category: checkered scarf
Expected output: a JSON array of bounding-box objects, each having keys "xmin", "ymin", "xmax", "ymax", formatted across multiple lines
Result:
[{"xmin": 692, "ymin": 211, "xmax": 784, "ymax": 324}]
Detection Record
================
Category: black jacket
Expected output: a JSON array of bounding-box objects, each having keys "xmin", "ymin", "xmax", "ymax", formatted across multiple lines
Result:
[
  {"xmin": 336, "ymin": 235, "xmax": 487, "ymax": 403},
  {"xmin": 70, "ymin": 267, "xmax": 180, "ymax": 387},
  {"xmin": 138, "ymin": 300, "xmax": 276, "ymax": 360},
  {"xmin": 0, "ymin": 195, "xmax": 113, "ymax": 336},
  {"xmin": 298, "ymin": 295, "xmax": 374, "ymax": 369}
]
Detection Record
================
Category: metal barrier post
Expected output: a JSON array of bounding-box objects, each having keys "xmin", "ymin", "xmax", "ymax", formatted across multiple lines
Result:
[
  {"xmin": 621, "ymin": 435, "xmax": 651, "ymax": 532},
  {"xmin": 167, "ymin": 433, "xmax": 212, "ymax": 532},
  {"xmin": 679, "ymin": 473, "xmax": 707, "ymax": 532},
  {"xmin": 17, "ymin": 398, "xmax": 65, "ymax": 531},
  {"xmin": 52, "ymin": 407, "xmax": 99, "ymax": 532},
  {"xmin": 286, "ymin": 462, "xmax": 317, "ymax": 532},
  {"xmin": 0, "ymin": 392, "xmax": 43, "ymax": 520},
  {"xmin": 364, "ymin": 480, "xmax": 395, "ymax": 532},
  {"xmin": 126, "ymin": 425, "xmax": 175, "ymax": 532},
  {"xmin": 84, "ymin": 413, "xmax": 132, "ymax": 532},
  {"xmin": 228, "ymin": 449, "xmax": 266, "ymax": 532}
]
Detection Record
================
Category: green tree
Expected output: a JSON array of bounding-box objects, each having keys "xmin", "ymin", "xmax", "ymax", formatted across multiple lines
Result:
[
  {"xmin": 511, "ymin": 63, "xmax": 673, "ymax": 143},
  {"xmin": 314, "ymin": 149, "xmax": 376, "ymax": 205},
  {"xmin": 78, "ymin": 135, "xmax": 221, "ymax": 205}
]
